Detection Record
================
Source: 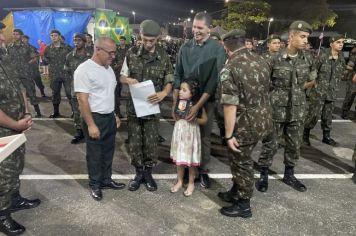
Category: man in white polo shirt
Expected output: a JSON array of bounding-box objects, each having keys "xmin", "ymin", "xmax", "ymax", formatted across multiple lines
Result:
[{"xmin": 74, "ymin": 36, "xmax": 125, "ymax": 201}]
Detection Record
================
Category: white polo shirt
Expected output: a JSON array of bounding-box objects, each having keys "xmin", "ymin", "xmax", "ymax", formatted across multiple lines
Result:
[{"xmin": 74, "ymin": 59, "xmax": 117, "ymax": 114}]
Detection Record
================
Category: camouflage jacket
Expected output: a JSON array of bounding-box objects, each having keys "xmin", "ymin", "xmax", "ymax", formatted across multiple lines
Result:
[
  {"xmin": 270, "ymin": 48, "xmax": 317, "ymax": 122},
  {"xmin": 345, "ymin": 54, "xmax": 356, "ymax": 92},
  {"xmin": 112, "ymin": 45, "xmax": 129, "ymax": 77},
  {"xmin": 311, "ymin": 48, "xmax": 346, "ymax": 101},
  {"xmin": 219, "ymin": 48, "xmax": 273, "ymax": 145},
  {"xmin": 0, "ymin": 63, "xmax": 25, "ymax": 137},
  {"xmin": 44, "ymin": 43, "xmax": 72, "ymax": 79},
  {"xmin": 6, "ymin": 42, "xmax": 36, "ymax": 78},
  {"xmin": 126, "ymin": 45, "xmax": 174, "ymax": 118},
  {"xmin": 64, "ymin": 48, "xmax": 91, "ymax": 78}
]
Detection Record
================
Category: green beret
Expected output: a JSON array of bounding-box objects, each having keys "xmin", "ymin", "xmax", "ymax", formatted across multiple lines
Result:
[
  {"xmin": 13, "ymin": 28, "xmax": 24, "ymax": 35},
  {"xmin": 140, "ymin": 20, "xmax": 161, "ymax": 37},
  {"xmin": 289, "ymin": 20, "xmax": 312, "ymax": 34},
  {"xmin": 119, "ymin": 36, "xmax": 126, "ymax": 41},
  {"xmin": 73, "ymin": 33, "xmax": 86, "ymax": 42},
  {"xmin": 210, "ymin": 31, "xmax": 221, "ymax": 40},
  {"xmin": 329, "ymin": 34, "xmax": 344, "ymax": 44},
  {"xmin": 22, "ymin": 35, "xmax": 29, "ymax": 39},
  {"xmin": 222, "ymin": 29, "xmax": 246, "ymax": 41},
  {"xmin": 267, "ymin": 34, "xmax": 281, "ymax": 42},
  {"xmin": 0, "ymin": 22, "xmax": 5, "ymax": 30},
  {"xmin": 50, "ymin": 29, "xmax": 61, "ymax": 35}
]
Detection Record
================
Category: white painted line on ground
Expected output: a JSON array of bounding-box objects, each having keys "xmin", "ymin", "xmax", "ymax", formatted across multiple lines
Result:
[{"xmin": 19, "ymin": 173, "xmax": 354, "ymax": 180}]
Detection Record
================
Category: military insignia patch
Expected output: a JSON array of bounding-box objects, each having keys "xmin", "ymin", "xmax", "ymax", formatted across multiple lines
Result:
[
  {"xmin": 298, "ymin": 23, "xmax": 302, "ymax": 28},
  {"xmin": 220, "ymin": 69, "xmax": 231, "ymax": 82}
]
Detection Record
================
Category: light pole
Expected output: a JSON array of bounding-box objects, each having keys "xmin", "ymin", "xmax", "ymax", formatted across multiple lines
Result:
[
  {"xmin": 190, "ymin": 9, "xmax": 194, "ymax": 14},
  {"xmin": 132, "ymin": 11, "xmax": 136, "ymax": 24},
  {"xmin": 267, "ymin": 17, "xmax": 274, "ymax": 38}
]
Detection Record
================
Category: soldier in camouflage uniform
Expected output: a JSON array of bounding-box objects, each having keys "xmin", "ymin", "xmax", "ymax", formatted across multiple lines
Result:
[
  {"xmin": 257, "ymin": 21, "xmax": 317, "ymax": 193},
  {"xmin": 341, "ymin": 47, "xmax": 356, "ymax": 119},
  {"xmin": 44, "ymin": 29, "xmax": 72, "ymax": 118},
  {"xmin": 353, "ymin": 141, "xmax": 356, "ymax": 184},
  {"xmin": 85, "ymin": 33, "xmax": 94, "ymax": 56},
  {"xmin": 64, "ymin": 33, "xmax": 92, "ymax": 144},
  {"xmin": 120, "ymin": 20, "xmax": 173, "ymax": 192},
  {"xmin": 304, "ymin": 35, "xmax": 346, "ymax": 146},
  {"xmin": 217, "ymin": 30, "xmax": 273, "ymax": 218},
  {"xmin": 0, "ymin": 22, "xmax": 40, "ymax": 236},
  {"xmin": 7, "ymin": 29, "xmax": 42, "ymax": 118}
]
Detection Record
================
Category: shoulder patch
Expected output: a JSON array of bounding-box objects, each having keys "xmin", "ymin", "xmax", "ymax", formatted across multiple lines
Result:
[{"xmin": 219, "ymin": 68, "xmax": 231, "ymax": 82}]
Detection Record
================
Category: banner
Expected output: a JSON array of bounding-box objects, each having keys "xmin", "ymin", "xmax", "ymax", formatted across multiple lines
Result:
[{"xmin": 1, "ymin": 12, "xmax": 14, "ymax": 45}]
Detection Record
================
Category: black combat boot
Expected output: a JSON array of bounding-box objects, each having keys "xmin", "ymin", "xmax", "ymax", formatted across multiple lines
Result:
[
  {"xmin": 217, "ymin": 183, "xmax": 237, "ymax": 203},
  {"xmin": 283, "ymin": 166, "xmax": 307, "ymax": 192},
  {"xmin": 256, "ymin": 167, "xmax": 269, "ymax": 192},
  {"xmin": 220, "ymin": 199, "xmax": 252, "ymax": 218},
  {"xmin": 0, "ymin": 210, "xmax": 25, "ymax": 235},
  {"xmin": 34, "ymin": 104, "xmax": 42, "ymax": 118},
  {"xmin": 128, "ymin": 167, "xmax": 145, "ymax": 191},
  {"xmin": 49, "ymin": 104, "xmax": 60, "ymax": 118},
  {"xmin": 143, "ymin": 167, "xmax": 157, "ymax": 191},
  {"xmin": 322, "ymin": 130, "xmax": 337, "ymax": 146},
  {"xmin": 352, "ymin": 162, "xmax": 356, "ymax": 185},
  {"xmin": 71, "ymin": 129, "xmax": 84, "ymax": 144},
  {"xmin": 10, "ymin": 191, "xmax": 41, "ymax": 213},
  {"xmin": 303, "ymin": 128, "xmax": 311, "ymax": 146}
]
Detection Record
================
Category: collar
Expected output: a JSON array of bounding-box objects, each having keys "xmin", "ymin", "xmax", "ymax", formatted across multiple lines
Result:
[
  {"xmin": 193, "ymin": 36, "xmax": 210, "ymax": 47},
  {"xmin": 136, "ymin": 45, "xmax": 162, "ymax": 61}
]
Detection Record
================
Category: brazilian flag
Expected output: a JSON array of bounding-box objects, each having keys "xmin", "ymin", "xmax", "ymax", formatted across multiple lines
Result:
[{"xmin": 111, "ymin": 16, "xmax": 131, "ymax": 44}]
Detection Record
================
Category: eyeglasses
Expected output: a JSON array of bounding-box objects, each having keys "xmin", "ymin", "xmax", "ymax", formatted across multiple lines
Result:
[{"xmin": 97, "ymin": 47, "xmax": 116, "ymax": 55}]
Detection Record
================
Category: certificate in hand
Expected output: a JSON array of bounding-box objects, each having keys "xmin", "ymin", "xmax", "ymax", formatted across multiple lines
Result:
[
  {"xmin": 129, "ymin": 80, "xmax": 161, "ymax": 117},
  {"xmin": 0, "ymin": 134, "xmax": 27, "ymax": 163}
]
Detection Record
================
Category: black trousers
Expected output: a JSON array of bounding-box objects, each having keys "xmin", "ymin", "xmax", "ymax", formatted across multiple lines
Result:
[{"xmin": 82, "ymin": 112, "xmax": 116, "ymax": 188}]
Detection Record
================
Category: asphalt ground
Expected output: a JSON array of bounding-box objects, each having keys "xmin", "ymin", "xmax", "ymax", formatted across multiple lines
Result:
[{"xmin": 4, "ymin": 81, "xmax": 356, "ymax": 236}]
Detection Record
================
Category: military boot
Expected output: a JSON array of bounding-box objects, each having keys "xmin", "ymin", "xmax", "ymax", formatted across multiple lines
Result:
[
  {"xmin": 128, "ymin": 167, "xmax": 144, "ymax": 191},
  {"xmin": 0, "ymin": 210, "xmax": 26, "ymax": 235},
  {"xmin": 303, "ymin": 128, "xmax": 311, "ymax": 146},
  {"xmin": 256, "ymin": 167, "xmax": 269, "ymax": 192},
  {"xmin": 71, "ymin": 129, "xmax": 84, "ymax": 144},
  {"xmin": 352, "ymin": 162, "xmax": 356, "ymax": 185},
  {"xmin": 10, "ymin": 191, "xmax": 41, "ymax": 213},
  {"xmin": 283, "ymin": 166, "xmax": 307, "ymax": 192},
  {"xmin": 49, "ymin": 104, "xmax": 60, "ymax": 118},
  {"xmin": 217, "ymin": 183, "xmax": 237, "ymax": 203},
  {"xmin": 34, "ymin": 104, "xmax": 42, "ymax": 118},
  {"xmin": 143, "ymin": 167, "xmax": 157, "ymax": 191},
  {"xmin": 322, "ymin": 130, "xmax": 337, "ymax": 146},
  {"xmin": 220, "ymin": 199, "xmax": 252, "ymax": 218}
]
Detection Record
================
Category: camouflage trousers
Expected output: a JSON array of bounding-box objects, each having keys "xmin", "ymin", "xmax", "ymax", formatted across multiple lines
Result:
[
  {"xmin": 341, "ymin": 85, "xmax": 356, "ymax": 118},
  {"xmin": 353, "ymin": 142, "xmax": 356, "ymax": 163},
  {"xmin": 70, "ymin": 80, "xmax": 81, "ymax": 130},
  {"xmin": 19, "ymin": 77, "xmax": 38, "ymax": 106},
  {"xmin": 114, "ymin": 80, "xmax": 122, "ymax": 115},
  {"xmin": 305, "ymin": 98, "xmax": 334, "ymax": 132},
  {"xmin": 257, "ymin": 127, "xmax": 278, "ymax": 168},
  {"xmin": 128, "ymin": 116, "xmax": 158, "ymax": 167},
  {"xmin": 51, "ymin": 77, "xmax": 72, "ymax": 106},
  {"xmin": 0, "ymin": 145, "xmax": 25, "ymax": 211},
  {"xmin": 31, "ymin": 67, "xmax": 45, "ymax": 91},
  {"xmin": 229, "ymin": 143, "xmax": 257, "ymax": 200}
]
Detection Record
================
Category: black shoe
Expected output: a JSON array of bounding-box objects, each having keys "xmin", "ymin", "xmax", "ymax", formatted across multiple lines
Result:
[
  {"xmin": 303, "ymin": 128, "xmax": 311, "ymax": 146},
  {"xmin": 128, "ymin": 167, "xmax": 144, "ymax": 191},
  {"xmin": 100, "ymin": 180, "xmax": 126, "ymax": 190},
  {"xmin": 256, "ymin": 168, "xmax": 269, "ymax": 192},
  {"xmin": 158, "ymin": 135, "xmax": 165, "ymax": 143},
  {"xmin": 89, "ymin": 186, "xmax": 102, "ymax": 201},
  {"xmin": 283, "ymin": 166, "xmax": 307, "ymax": 192},
  {"xmin": 49, "ymin": 113, "xmax": 60, "ymax": 118},
  {"xmin": 10, "ymin": 194, "xmax": 41, "ymax": 213},
  {"xmin": 322, "ymin": 130, "xmax": 337, "ymax": 146},
  {"xmin": 220, "ymin": 200, "xmax": 252, "ymax": 218},
  {"xmin": 0, "ymin": 212, "xmax": 26, "ymax": 235},
  {"xmin": 199, "ymin": 173, "xmax": 211, "ymax": 188},
  {"xmin": 352, "ymin": 173, "xmax": 356, "ymax": 185},
  {"xmin": 71, "ymin": 129, "xmax": 84, "ymax": 144},
  {"xmin": 143, "ymin": 167, "xmax": 157, "ymax": 191},
  {"xmin": 217, "ymin": 184, "xmax": 236, "ymax": 203}
]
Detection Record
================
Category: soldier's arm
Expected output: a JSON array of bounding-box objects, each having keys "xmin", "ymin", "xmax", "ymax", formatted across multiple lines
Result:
[
  {"xmin": 119, "ymin": 57, "xmax": 138, "ymax": 85},
  {"xmin": 0, "ymin": 109, "xmax": 32, "ymax": 132}
]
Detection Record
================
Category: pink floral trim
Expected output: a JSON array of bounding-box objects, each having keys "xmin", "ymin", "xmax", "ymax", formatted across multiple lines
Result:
[{"xmin": 171, "ymin": 158, "xmax": 200, "ymax": 167}]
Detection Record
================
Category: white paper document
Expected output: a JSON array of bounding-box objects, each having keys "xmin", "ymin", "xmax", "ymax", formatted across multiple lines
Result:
[
  {"xmin": 129, "ymin": 80, "xmax": 160, "ymax": 117},
  {"xmin": 0, "ymin": 134, "xmax": 27, "ymax": 163}
]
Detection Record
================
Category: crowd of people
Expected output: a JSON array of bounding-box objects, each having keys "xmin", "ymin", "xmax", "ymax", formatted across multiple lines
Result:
[{"xmin": 0, "ymin": 10, "xmax": 356, "ymax": 235}]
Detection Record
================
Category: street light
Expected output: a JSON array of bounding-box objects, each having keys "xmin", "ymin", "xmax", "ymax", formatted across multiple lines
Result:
[
  {"xmin": 267, "ymin": 17, "xmax": 274, "ymax": 38},
  {"xmin": 132, "ymin": 11, "xmax": 136, "ymax": 24},
  {"xmin": 190, "ymin": 9, "xmax": 194, "ymax": 14}
]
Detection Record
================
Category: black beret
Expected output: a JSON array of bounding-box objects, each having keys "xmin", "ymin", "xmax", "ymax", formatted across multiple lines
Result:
[
  {"xmin": 50, "ymin": 29, "xmax": 61, "ymax": 35},
  {"xmin": 73, "ymin": 33, "xmax": 86, "ymax": 42},
  {"xmin": 13, "ymin": 28, "xmax": 24, "ymax": 35},
  {"xmin": 210, "ymin": 31, "xmax": 221, "ymax": 40},
  {"xmin": 267, "ymin": 34, "xmax": 281, "ymax": 42},
  {"xmin": 329, "ymin": 34, "xmax": 344, "ymax": 44},
  {"xmin": 289, "ymin": 20, "xmax": 313, "ymax": 34},
  {"xmin": 22, "ymin": 35, "xmax": 29, "ymax": 39},
  {"xmin": 222, "ymin": 29, "xmax": 246, "ymax": 41},
  {"xmin": 119, "ymin": 36, "xmax": 126, "ymax": 40},
  {"xmin": 140, "ymin": 20, "xmax": 161, "ymax": 37}
]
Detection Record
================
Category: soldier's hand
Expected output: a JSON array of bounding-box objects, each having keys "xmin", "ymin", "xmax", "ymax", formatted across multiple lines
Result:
[
  {"xmin": 115, "ymin": 115, "xmax": 121, "ymax": 129},
  {"xmin": 127, "ymin": 77, "xmax": 139, "ymax": 85},
  {"xmin": 227, "ymin": 137, "xmax": 241, "ymax": 153},
  {"xmin": 17, "ymin": 116, "xmax": 33, "ymax": 132},
  {"xmin": 186, "ymin": 105, "xmax": 199, "ymax": 122},
  {"xmin": 147, "ymin": 91, "xmax": 166, "ymax": 104},
  {"xmin": 88, "ymin": 124, "xmax": 100, "ymax": 139},
  {"xmin": 352, "ymin": 74, "xmax": 356, "ymax": 83}
]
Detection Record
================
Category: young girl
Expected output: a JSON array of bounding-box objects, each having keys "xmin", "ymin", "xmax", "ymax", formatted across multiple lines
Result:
[{"xmin": 170, "ymin": 80, "xmax": 207, "ymax": 196}]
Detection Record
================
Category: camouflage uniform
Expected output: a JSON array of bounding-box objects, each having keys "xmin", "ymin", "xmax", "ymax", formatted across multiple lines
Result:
[
  {"xmin": 44, "ymin": 42, "xmax": 72, "ymax": 107},
  {"xmin": 64, "ymin": 48, "xmax": 91, "ymax": 130},
  {"xmin": 27, "ymin": 44, "xmax": 45, "ymax": 94},
  {"xmin": 341, "ymin": 54, "xmax": 356, "ymax": 118},
  {"xmin": 0, "ymin": 63, "xmax": 26, "ymax": 211},
  {"xmin": 6, "ymin": 42, "xmax": 38, "ymax": 106},
  {"xmin": 219, "ymin": 48, "xmax": 273, "ymax": 199},
  {"xmin": 264, "ymin": 48, "xmax": 316, "ymax": 167},
  {"xmin": 125, "ymin": 45, "xmax": 173, "ymax": 167},
  {"xmin": 304, "ymin": 48, "xmax": 345, "ymax": 131}
]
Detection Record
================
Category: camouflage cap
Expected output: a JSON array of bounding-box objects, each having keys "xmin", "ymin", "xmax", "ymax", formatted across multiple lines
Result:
[
  {"xmin": 221, "ymin": 29, "xmax": 246, "ymax": 41},
  {"xmin": 210, "ymin": 31, "xmax": 221, "ymax": 40},
  {"xmin": 329, "ymin": 34, "xmax": 344, "ymax": 44},
  {"xmin": 50, "ymin": 29, "xmax": 61, "ymax": 35},
  {"xmin": 289, "ymin": 20, "xmax": 312, "ymax": 34},
  {"xmin": 0, "ymin": 22, "xmax": 5, "ymax": 29},
  {"xmin": 13, "ymin": 28, "xmax": 24, "ymax": 35},
  {"xmin": 73, "ymin": 32, "xmax": 87, "ymax": 42},
  {"xmin": 140, "ymin": 20, "xmax": 161, "ymax": 37}
]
